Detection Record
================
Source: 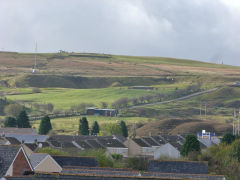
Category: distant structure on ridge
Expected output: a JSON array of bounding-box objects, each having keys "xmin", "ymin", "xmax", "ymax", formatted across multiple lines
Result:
[{"xmin": 32, "ymin": 42, "xmax": 38, "ymax": 73}]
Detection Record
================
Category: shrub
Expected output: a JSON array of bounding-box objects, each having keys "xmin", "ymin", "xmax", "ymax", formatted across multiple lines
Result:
[
  {"xmin": 126, "ymin": 157, "xmax": 148, "ymax": 170},
  {"xmin": 111, "ymin": 154, "xmax": 123, "ymax": 161}
]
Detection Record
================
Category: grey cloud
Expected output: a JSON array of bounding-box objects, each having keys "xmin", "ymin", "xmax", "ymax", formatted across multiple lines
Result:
[{"xmin": 0, "ymin": 0, "xmax": 239, "ymax": 65}]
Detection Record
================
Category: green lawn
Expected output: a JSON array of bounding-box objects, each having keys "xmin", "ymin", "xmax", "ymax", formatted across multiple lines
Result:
[{"xmin": 6, "ymin": 84, "xmax": 188, "ymax": 110}]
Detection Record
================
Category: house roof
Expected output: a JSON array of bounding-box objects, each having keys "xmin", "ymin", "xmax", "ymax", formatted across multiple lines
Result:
[
  {"xmin": 0, "ymin": 128, "xmax": 38, "ymax": 135},
  {"xmin": 0, "ymin": 137, "xmax": 8, "ymax": 145},
  {"xmin": 6, "ymin": 134, "xmax": 48, "ymax": 143},
  {"xmin": 160, "ymin": 135, "xmax": 184, "ymax": 151},
  {"xmin": 75, "ymin": 140, "xmax": 92, "ymax": 149},
  {"xmin": 52, "ymin": 156, "xmax": 98, "ymax": 167},
  {"xmin": 141, "ymin": 137, "xmax": 160, "ymax": 146},
  {"xmin": 29, "ymin": 153, "xmax": 48, "ymax": 169},
  {"xmin": 147, "ymin": 160, "xmax": 208, "ymax": 175},
  {"xmin": 4, "ymin": 172, "xmax": 226, "ymax": 180},
  {"xmin": 24, "ymin": 143, "xmax": 38, "ymax": 151},
  {"xmin": 151, "ymin": 136, "xmax": 166, "ymax": 145},
  {"xmin": 97, "ymin": 138, "xmax": 126, "ymax": 148},
  {"xmin": 85, "ymin": 139, "xmax": 104, "ymax": 149},
  {"xmin": 0, "ymin": 145, "xmax": 20, "ymax": 177},
  {"xmin": 38, "ymin": 142, "xmax": 50, "ymax": 148},
  {"xmin": 112, "ymin": 135, "xmax": 126, "ymax": 143},
  {"xmin": 5, "ymin": 137, "xmax": 21, "ymax": 145},
  {"xmin": 132, "ymin": 138, "xmax": 151, "ymax": 147}
]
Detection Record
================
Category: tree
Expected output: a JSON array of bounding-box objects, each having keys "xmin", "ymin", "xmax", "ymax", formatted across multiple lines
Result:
[
  {"xmin": 221, "ymin": 133, "xmax": 235, "ymax": 144},
  {"xmin": 47, "ymin": 103, "xmax": 54, "ymax": 113},
  {"xmin": 78, "ymin": 117, "xmax": 89, "ymax": 135},
  {"xmin": 101, "ymin": 102, "xmax": 108, "ymax": 109},
  {"xmin": 17, "ymin": 110, "xmax": 31, "ymax": 128},
  {"xmin": 120, "ymin": 121, "xmax": 128, "ymax": 137},
  {"xmin": 181, "ymin": 134, "xmax": 200, "ymax": 156},
  {"xmin": 4, "ymin": 117, "xmax": 17, "ymax": 127},
  {"xmin": 39, "ymin": 115, "xmax": 52, "ymax": 135},
  {"xmin": 4, "ymin": 104, "xmax": 24, "ymax": 118},
  {"xmin": 91, "ymin": 121, "xmax": 100, "ymax": 135}
]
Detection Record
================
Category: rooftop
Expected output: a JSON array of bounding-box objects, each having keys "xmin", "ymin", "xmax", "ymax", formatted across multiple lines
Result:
[
  {"xmin": 0, "ymin": 145, "xmax": 20, "ymax": 177},
  {"xmin": 132, "ymin": 138, "xmax": 151, "ymax": 147},
  {"xmin": 52, "ymin": 156, "xmax": 98, "ymax": 167},
  {"xmin": 0, "ymin": 128, "xmax": 37, "ymax": 135}
]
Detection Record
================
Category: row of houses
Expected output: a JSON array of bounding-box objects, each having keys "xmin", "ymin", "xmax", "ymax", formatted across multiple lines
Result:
[
  {"xmin": 0, "ymin": 128, "xmax": 220, "ymax": 159},
  {"xmin": 0, "ymin": 144, "xmax": 225, "ymax": 180}
]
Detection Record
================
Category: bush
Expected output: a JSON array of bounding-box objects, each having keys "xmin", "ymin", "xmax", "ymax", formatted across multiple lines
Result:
[
  {"xmin": 111, "ymin": 154, "xmax": 123, "ymax": 161},
  {"xmin": 32, "ymin": 88, "xmax": 41, "ymax": 93},
  {"xmin": 126, "ymin": 157, "xmax": 148, "ymax": 170},
  {"xmin": 4, "ymin": 104, "xmax": 24, "ymax": 117}
]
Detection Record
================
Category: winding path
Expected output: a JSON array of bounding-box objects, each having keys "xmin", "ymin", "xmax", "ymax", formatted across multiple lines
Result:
[{"xmin": 130, "ymin": 87, "xmax": 219, "ymax": 109}]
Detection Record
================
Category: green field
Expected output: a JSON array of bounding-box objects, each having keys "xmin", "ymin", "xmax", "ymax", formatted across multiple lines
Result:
[
  {"xmin": 31, "ymin": 116, "xmax": 149, "ymax": 135},
  {"xmin": 5, "ymin": 83, "xmax": 188, "ymax": 111}
]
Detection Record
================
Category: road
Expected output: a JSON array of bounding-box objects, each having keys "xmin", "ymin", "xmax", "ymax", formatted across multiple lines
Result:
[{"xmin": 130, "ymin": 88, "xmax": 219, "ymax": 109}]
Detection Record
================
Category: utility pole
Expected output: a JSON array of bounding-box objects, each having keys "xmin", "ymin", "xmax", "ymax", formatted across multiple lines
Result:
[
  {"xmin": 200, "ymin": 103, "xmax": 202, "ymax": 119},
  {"xmin": 205, "ymin": 103, "xmax": 207, "ymax": 120}
]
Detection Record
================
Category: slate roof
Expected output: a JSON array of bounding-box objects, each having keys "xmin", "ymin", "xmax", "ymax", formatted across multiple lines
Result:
[
  {"xmin": 151, "ymin": 136, "xmax": 166, "ymax": 145},
  {"xmin": 147, "ymin": 160, "xmax": 208, "ymax": 175},
  {"xmin": 97, "ymin": 138, "xmax": 126, "ymax": 148},
  {"xmin": 5, "ymin": 137, "xmax": 21, "ymax": 145},
  {"xmin": 86, "ymin": 139, "xmax": 104, "ymax": 149},
  {"xmin": 24, "ymin": 143, "xmax": 38, "ymax": 151},
  {"xmin": 112, "ymin": 135, "xmax": 126, "ymax": 143},
  {"xmin": 0, "ymin": 128, "xmax": 38, "ymax": 135},
  {"xmin": 4, "ymin": 173, "xmax": 226, "ymax": 180},
  {"xmin": 160, "ymin": 135, "xmax": 184, "ymax": 151},
  {"xmin": 29, "ymin": 153, "xmax": 48, "ymax": 169},
  {"xmin": 52, "ymin": 156, "xmax": 98, "ymax": 167},
  {"xmin": 6, "ymin": 134, "xmax": 48, "ymax": 143},
  {"xmin": 0, "ymin": 145, "xmax": 20, "ymax": 177},
  {"xmin": 141, "ymin": 137, "xmax": 160, "ymax": 146},
  {"xmin": 38, "ymin": 142, "xmax": 50, "ymax": 148},
  {"xmin": 48, "ymin": 135, "xmax": 74, "ymax": 142},
  {"xmin": 0, "ymin": 137, "xmax": 7, "ymax": 145},
  {"xmin": 48, "ymin": 140, "xmax": 61, "ymax": 148},
  {"xmin": 75, "ymin": 140, "xmax": 92, "ymax": 149},
  {"xmin": 132, "ymin": 138, "xmax": 151, "ymax": 147}
]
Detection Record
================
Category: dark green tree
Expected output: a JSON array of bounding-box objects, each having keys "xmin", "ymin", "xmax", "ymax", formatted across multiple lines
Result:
[
  {"xmin": 4, "ymin": 117, "xmax": 17, "ymax": 127},
  {"xmin": 91, "ymin": 121, "xmax": 100, "ymax": 135},
  {"xmin": 120, "ymin": 121, "xmax": 128, "ymax": 137},
  {"xmin": 78, "ymin": 117, "xmax": 89, "ymax": 135},
  {"xmin": 221, "ymin": 133, "xmax": 235, "ymax": 144},
  {"xmin": 17, "ymin": 110, "xmax": 31, "ymax": 128},
  {"xmin": 181, "ymin": 134, "xmax": 200, "ymax": 156},
  {"xmin": 39, "ymin": 115, "xmax": 52, "ymax": 135}
]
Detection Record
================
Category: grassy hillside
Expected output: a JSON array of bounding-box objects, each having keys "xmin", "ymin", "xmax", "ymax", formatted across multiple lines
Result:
[
  {"xmin": 0, "ymin": 51, "xmax": 239, "ymax": 135},
  {"xmin": 0, "ymin": 51, "xmax": 239, "ymax": 78}
]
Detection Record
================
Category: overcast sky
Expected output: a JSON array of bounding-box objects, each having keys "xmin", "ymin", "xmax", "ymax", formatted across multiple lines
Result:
[{"xmin": 0, "ymin": 0, "xmax": 240, "ymax": 65}]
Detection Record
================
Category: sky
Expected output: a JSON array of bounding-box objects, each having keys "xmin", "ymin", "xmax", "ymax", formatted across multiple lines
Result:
[{"xmin": 0, "ymin": 0, "xmax": 240, "ymax": 65}]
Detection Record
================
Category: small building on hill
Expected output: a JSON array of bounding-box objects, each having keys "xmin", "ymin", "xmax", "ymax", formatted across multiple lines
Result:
[{"xmin": 87, "ymin": 108, "xmax": 118, "ymax": 117}]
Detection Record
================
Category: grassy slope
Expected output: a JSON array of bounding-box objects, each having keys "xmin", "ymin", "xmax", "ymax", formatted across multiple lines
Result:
[
  {"xmin": 5, "ymin": 84, "xmax": 188, "ymax": 110},
  {"xmin": 31, "ymin": 116, "xmax": 149, "ymax": 135},
  {"xmin": 1, "ymin": 51, "xmax": 239, "ymax": 135}
]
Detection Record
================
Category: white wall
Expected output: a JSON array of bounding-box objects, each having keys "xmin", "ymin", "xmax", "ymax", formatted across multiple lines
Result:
[{"xmin": 154, "ymin": 143, "xmax": 180, "ymax": 160}]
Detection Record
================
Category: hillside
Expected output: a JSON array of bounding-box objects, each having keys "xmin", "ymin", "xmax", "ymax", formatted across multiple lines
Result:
[{"xmin": 0, "ymin": 51, "xmax": 239, "ymax": 135}]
